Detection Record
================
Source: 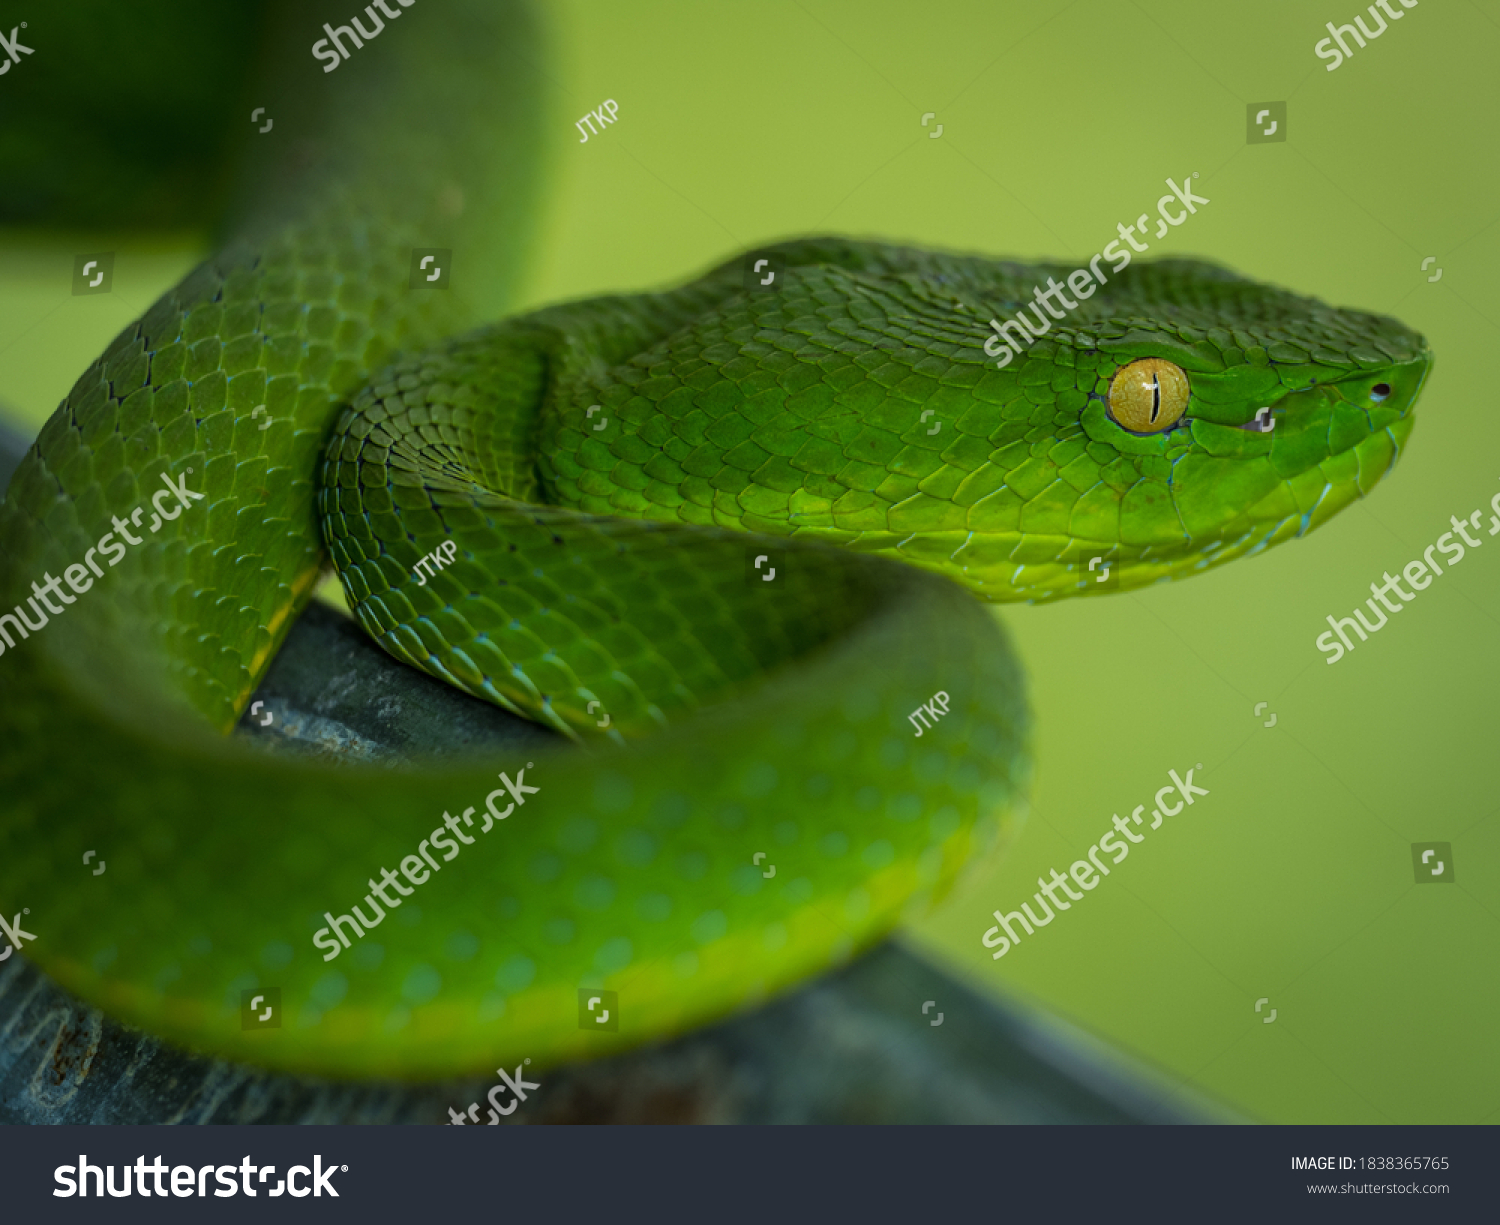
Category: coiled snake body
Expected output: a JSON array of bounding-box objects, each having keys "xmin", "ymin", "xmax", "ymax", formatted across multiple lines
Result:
[{"xmin": 0, "ymin": 4, "xmax": 1430, "ymax": 1077}]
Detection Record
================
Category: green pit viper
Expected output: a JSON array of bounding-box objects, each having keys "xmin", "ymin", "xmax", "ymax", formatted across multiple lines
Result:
[{"xmin": 0, "ymin": 1, "xmax": 1431, "ymax": 1079}]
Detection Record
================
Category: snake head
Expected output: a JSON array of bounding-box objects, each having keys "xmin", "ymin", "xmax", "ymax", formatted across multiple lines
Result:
[
  {"xmin": 1053, "ymin": 258, "xmax": 1434, "ymax": 600},
  {"xmin": 477, "ymin": 241, "xmax": 1433, "ymax": 607},
  {"xmin": 884, "ymin": 254, "xmax": 1434, "ymax": 601}
]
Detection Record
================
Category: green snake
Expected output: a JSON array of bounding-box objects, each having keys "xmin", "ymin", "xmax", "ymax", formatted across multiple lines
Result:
[{"xmin": 0, "ymin": 3, "xmax": 1432, "ymax": 1080}]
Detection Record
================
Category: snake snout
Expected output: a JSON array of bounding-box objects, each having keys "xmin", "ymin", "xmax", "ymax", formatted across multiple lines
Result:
[{"xmin": 1331, "ymin": 350, "xmax": 1432, "ymax": 420}]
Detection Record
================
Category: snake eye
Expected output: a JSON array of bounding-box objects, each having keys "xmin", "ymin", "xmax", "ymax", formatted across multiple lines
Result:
[
  {"xmin": 1107, "ymin": 358, "xmax": 1189, "ymax": 434},
  {"xmin": 1370, "ymin": 383, "xmax": 1391, "ymax": 403}
]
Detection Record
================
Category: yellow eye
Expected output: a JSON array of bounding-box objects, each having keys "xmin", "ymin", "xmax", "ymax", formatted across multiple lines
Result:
[{"xmin": 1108, "ymin": 358, "xmax": 1189, "ymax": 433}]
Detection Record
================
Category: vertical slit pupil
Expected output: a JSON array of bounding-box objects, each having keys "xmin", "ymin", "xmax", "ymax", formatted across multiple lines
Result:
[{"xmin": 1149, "ymin": 374, "xmax": 1161, "ymax": 423}]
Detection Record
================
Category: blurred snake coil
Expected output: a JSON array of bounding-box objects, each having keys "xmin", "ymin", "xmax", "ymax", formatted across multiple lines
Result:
[{"xmin": 0, "ymin": 2, "xmax": 1431, "ymax": 1078}]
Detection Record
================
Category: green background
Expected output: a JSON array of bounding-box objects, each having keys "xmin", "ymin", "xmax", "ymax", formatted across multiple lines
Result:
[{"xmin": 2, "ymin": 0, "xmax": 1495, "ymax": 1122}]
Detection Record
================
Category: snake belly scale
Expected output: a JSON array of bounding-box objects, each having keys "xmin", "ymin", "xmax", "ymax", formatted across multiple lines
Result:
[{"xmin": 0, "ymin": 4, "xmax": 1430, "ymax": 1078}]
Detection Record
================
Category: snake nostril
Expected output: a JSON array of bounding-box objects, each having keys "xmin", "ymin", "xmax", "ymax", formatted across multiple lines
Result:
[{"xmin": 1370, "ymin": 383, "xmax": 1391, "ymax": 402}]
